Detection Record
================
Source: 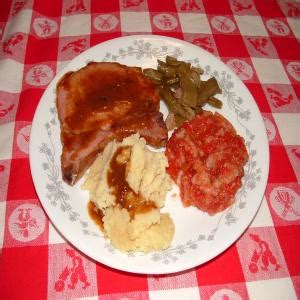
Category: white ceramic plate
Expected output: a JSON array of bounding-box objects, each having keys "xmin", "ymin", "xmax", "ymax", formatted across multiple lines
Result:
[{"xmin": 29, "ymin": 35, "xmax": 269, "ymax": 274}]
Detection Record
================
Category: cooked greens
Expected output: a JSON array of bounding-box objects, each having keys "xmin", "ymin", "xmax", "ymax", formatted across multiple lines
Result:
[{"xmin": 143, "ymin": 56, "xmax": 222, "ymax": 128}]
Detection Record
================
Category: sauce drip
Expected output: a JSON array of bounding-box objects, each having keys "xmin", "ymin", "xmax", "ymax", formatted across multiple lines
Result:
[
  {"xmin": 88, "ymin": 201, "xmax": 104, "ymax": 231},
  {"xmin": 107, "ymin": 146, "xmax": 156, "ymax": 218}
]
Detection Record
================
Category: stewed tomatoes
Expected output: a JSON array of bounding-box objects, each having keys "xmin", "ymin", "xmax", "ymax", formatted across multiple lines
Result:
[{"xmin": 166, "ymin": 111, "xmax": 249, "ymax": 215}]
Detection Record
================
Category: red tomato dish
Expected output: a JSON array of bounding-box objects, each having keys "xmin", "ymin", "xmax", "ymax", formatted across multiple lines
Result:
[{"xmin": 166, "ymin": 110, "xmax": 249, "ymax": 215}]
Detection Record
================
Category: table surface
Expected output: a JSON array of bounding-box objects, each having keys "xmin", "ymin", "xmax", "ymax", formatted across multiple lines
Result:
[{"xmin": 0, "ymin": 0, "xmax": 299, "ymax": 299}]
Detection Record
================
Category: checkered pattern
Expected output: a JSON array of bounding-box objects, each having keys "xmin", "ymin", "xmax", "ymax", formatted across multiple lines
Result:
[{"xmin": 0, "ymin": 0, "xmax": 299, "ymax": 299}]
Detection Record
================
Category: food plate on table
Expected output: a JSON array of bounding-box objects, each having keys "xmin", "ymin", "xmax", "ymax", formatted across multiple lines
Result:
[{"xmin": 29, "ymin": 35, "xmax": 269, "ymax": 274}]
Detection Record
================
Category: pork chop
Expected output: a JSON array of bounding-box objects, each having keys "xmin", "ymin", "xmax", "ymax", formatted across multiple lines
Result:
[{"xmin": 56, "ymin": 62, "xmax": 168, "ymax": 185}]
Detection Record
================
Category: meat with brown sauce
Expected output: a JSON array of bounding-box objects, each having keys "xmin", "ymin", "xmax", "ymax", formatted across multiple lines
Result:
[{"xmin": 56, "ymin": 62, "xmax": 168, "ymax": 185}]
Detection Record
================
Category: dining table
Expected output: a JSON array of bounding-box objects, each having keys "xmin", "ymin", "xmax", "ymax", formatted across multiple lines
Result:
[{"xmin": 0, "ymin": 0, "xmax": 299, "ymax": 299}]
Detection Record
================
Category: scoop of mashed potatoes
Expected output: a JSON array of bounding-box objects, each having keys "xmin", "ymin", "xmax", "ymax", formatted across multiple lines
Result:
[{"xmin": 82, "ymin": 134, "xmax": 174, "ymax": 252}]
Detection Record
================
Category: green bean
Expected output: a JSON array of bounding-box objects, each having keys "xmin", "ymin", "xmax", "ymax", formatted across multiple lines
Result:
[
  {"xmin": 207, "ymin": 97, "xmax": 223, "ymax": 109},
  {"xmin": 165, "ymin": 77, "xmax": 180, "ymax": 86},
  {"xmin": 180, "ymin": 73, "xmax": 198, "ymax": 108},
  {"xmin": 190, "ymin": 69, "xmax": 203, "ymax": 89},
  {"xmin": 159, "ymin": 85, "xmax": 194, "ymax": 120},
  {"xmin": 157, "ymin": 60, "xmax": 176, "ymax": 78},
  {"xmin": 143, "ymin": 68, "xmax": 162, "ymax": 84},
  {"xmin": 197, "ymin": 77, "xmax": 221, "ymax": 101},
  {"xmin": 143, "ymin": 56, "xmax": 223, "ymax": 128},
  {"xmin": 177, "ymin": 62, "xmax": 191, "ymax": 75},
  {"xmin": 166, "ymin": 56, "xmax": 181, "ymax": 67},
  {"xmin": 174, "ymin": 114, "xmax": 186, "ymax": 127}
]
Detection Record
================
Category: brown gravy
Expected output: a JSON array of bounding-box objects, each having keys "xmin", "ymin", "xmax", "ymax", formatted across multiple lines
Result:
[
  {"xmin": 88, "ymin": 201, "xmax": 104, "ymax": 231},
  {"xmin": 88, "ymin": 146, "xmax": 157, "ymax": 229},
  {"xmin": 65, "ymin": 63, "xmax": 158, "ymax": 133},
  {"xmin": 107, "ymin": 146, "xmax": 156, "ymax": 219}
]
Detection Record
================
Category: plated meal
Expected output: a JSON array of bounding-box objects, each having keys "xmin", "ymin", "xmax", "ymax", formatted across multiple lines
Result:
[
  {"xmin": 30, "ymin": 35, "xmax": 269, "ymax": 274},
  {"xmin": 56, "ymin": 55, "xmax": 249, "ymax": 253}
]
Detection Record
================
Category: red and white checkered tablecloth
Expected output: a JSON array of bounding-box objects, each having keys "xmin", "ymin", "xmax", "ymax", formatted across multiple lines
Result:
[{"xmin": 0, "ymin": 0, "xmax": 299, "ymax": 299}]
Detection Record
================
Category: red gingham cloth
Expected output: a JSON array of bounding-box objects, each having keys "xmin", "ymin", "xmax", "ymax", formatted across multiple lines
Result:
[{"xmin": 0, "ymin": 0, "xmax": 299, "ymax": 299}]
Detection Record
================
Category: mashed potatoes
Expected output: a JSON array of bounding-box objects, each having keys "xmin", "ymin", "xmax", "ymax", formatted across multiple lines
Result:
[{"xmin": 82, "ymin": 134, "xmax": 174, "ymax": 252}]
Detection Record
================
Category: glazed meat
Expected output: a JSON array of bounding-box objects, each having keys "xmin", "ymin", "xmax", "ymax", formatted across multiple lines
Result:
[{"xmin": 56, "ymin": 62, "xmax": 168, "ymax": 185}]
